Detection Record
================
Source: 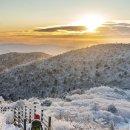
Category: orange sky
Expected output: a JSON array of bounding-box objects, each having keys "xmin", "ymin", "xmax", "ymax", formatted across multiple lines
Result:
[
  {"xmin": 1, "ymin": 20, "xmax": 130, "ymax": 50},
  {"xmin": 1, "ymin": 0, "xmax": 130, "ymax": 49}
]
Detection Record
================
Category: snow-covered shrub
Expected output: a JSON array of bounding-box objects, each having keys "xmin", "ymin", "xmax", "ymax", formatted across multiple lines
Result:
[
  {"xmin": 14, "ymin": 100, "xmax": 25, "ymax": 109},
  {"xmin": 65, "ymin": 97, "xmax": 72, "ymax": 102},
  {"xmin": 96, "ymin": 110, "xmax": 124, "ymax": 126},
  {"xmin": 53, "ymin": 120, "xmax": 74, "ymax": 130},
  {"xmin": 91, "ymin": 103, "xmax": 100, "ymax": 111},
  {"xmin": 28, "ymin": 97, "xmax": 40, "ymax": 103},
  {"xmin": 114, "ymin": 88, "xmax": 126, "ymax": 96},
  {"xmin": 0, "ymin": 96, "xmax": 5, "ymax": 104},
  {"xmin": 71, "ymin": 89, "xmax": 82, "ymax": 95},
  {"xmin": 2, "ymin": 124, "xmax": 20, "ymax": 130},
  {"xmin": 4, "ymin": 111, "xmax": 14, "ymax": 124},
  {"xmin": 54, "ymin": 109, "xmax": 65, "ymax": 120}
]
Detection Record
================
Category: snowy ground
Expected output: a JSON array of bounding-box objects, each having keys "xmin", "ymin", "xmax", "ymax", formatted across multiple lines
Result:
[
  {"xmin": 0, "ymin": 113, "xmax": 4, "ymax": 129},
  {"xmin": 0, "ymin": 112, "xmax": 20, "ymax": 130},
  {"xmin": 1, "ymin": 86, "xmax": 130, "ymax": 130}
]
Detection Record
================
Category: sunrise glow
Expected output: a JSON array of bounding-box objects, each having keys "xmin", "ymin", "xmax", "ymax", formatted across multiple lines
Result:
[
  {"xmin": 0, "ymin": 0, "xmax": 130, "ymax": 48},
  {"xmin": 72, "ymin": 15, "xmax": 105, "ymax": 32}
]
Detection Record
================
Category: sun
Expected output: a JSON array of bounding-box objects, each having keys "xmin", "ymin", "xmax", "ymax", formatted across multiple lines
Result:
[
  {"xmin": 83, "ymin": 15, "xmax": 105, "ymax": 32},
  {"xmin": 72, "ymin": 15, "xmax": 105, "ymax": 32}
]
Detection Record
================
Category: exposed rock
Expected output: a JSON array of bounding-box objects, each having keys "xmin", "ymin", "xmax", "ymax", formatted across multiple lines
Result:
[
  {"xmin": 108, "ymin": 104, "xmax": 118, "ymax": 113},
  {"xmin": 41, "ymin": 100, "xmax": 52, "ymax": 106}
]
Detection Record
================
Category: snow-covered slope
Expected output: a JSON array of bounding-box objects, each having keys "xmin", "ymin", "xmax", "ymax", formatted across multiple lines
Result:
[
  {"xmin": 0, "ymin": 44, "xmax": 130, "ymax": 100},
  {"xmin": 0, "ymin": 52, "xmax": 51, "ymax": 73},
  {"xmin": 1, "ymin": 86, "xmax": 130, "ymax": 130}
]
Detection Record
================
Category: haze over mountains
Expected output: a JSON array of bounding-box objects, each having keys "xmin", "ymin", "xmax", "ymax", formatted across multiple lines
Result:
[
  {"xmin": 0, "ymin": 44, "xmax": 72, "ymax": 55},
  {"xmin": 0, "ymin": 44, "xmax": 130, "ymax": 101}
]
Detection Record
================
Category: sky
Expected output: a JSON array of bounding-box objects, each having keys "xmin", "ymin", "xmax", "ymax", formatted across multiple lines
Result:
[{"xmin": 0, "ymin": 0, "xmax": 130, "ymax": 51}]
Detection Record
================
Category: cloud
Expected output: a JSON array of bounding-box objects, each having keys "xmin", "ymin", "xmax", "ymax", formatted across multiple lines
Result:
[
  {"xmin": 2, "ymin": 21, "xmax": 130, "ymax": 46},
  {"xmin": 34, "ymin": 25, "xmax": 87, "ymax": 32},
  {"xmin": 97, "ymin": 22, "xmax": 130, "ymax": 37},
  {"xmin": 34, "ymin": 22, "xmax": 130, "ymax": 38}
]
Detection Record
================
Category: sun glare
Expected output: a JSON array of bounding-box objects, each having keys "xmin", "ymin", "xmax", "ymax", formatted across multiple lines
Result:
[{"xmin": 73, "ymin": 15, "xmax": 105, "ymax": 32}]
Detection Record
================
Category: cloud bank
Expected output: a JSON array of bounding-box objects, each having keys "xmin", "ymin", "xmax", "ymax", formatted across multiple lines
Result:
[
  {"xmin": 0, "ymin": 21, "xmax": 130, "ymax": 50},
  {"xmin": 33, "ymin": 21, "xmax": 130, "ymax": 38},
  {"xmin": 35, "ymin": 25, "xmax": 87, "ymax": 32}
]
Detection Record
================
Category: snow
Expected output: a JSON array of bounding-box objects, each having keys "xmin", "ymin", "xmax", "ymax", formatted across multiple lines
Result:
[
  {"xmin": 1, "ymin": 44, "xmax": 130, "ymax": 101},
  {"xmin": 1, "ymin": 86, "xmax": 130, "ymax": 130},
  {"xmin": 2, "ymin": 124, "xmax": 20, "ymax": 130},
  {"xmin": 0, "ymin": 112, "xmax": 19, "ymax": 130},
  {"xmin": 0, "ymin": 113, "xmax": 4, "ymax": 129},
  {"xmin": 53, "ymin": 120, "xmax": 74, "ymax": 130},
  {"xmin": 1, "ymin": 44, "xmax": 130, "ymax": 130}
]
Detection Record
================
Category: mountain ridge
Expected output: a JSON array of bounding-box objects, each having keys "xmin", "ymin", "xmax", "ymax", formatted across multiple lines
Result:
[
  {"xmin": 0, "ymin": 52, "xmax": 51, "ymax": 73},
  {"xmin": 0, "ymin": 44, "xmax": 130, "ymax": 100}
]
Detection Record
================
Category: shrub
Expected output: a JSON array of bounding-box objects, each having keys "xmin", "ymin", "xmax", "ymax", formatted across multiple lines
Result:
[
  {"xmin": 15, "ymin": 100, "xmax": 25, "ymax": 109},
  {"xmin": 41, "ymin": 99, "xmax": 52, "ymax": 106},
  {"xmin": 107, "ymin": 104, "xmax": 117, "ymax": 113},
  {"xmin": 5, "ymin": 111, "xmax": 14, "ymax": 124}
]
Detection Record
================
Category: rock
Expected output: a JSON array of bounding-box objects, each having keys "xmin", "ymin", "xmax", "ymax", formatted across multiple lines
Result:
[
  {"xmin": 41, "ymin": 100, "xmax": 52, "ymax": 106},
  {"xmin": 107, "ymin": 104, "xmax": 117, "ymax": 113},
  {"xmin": 33, "ymin": 102, "xmax": 39, "ymax": 104}
]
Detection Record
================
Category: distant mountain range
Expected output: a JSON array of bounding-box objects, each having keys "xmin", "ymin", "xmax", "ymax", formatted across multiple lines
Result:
[
  {"xmin": 0, "ymin": 43, "xmax": 72, "ymax": 55},
  {"xmin": 0, "ymin": 44, "xmax": 130, "ymax": 101}
]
